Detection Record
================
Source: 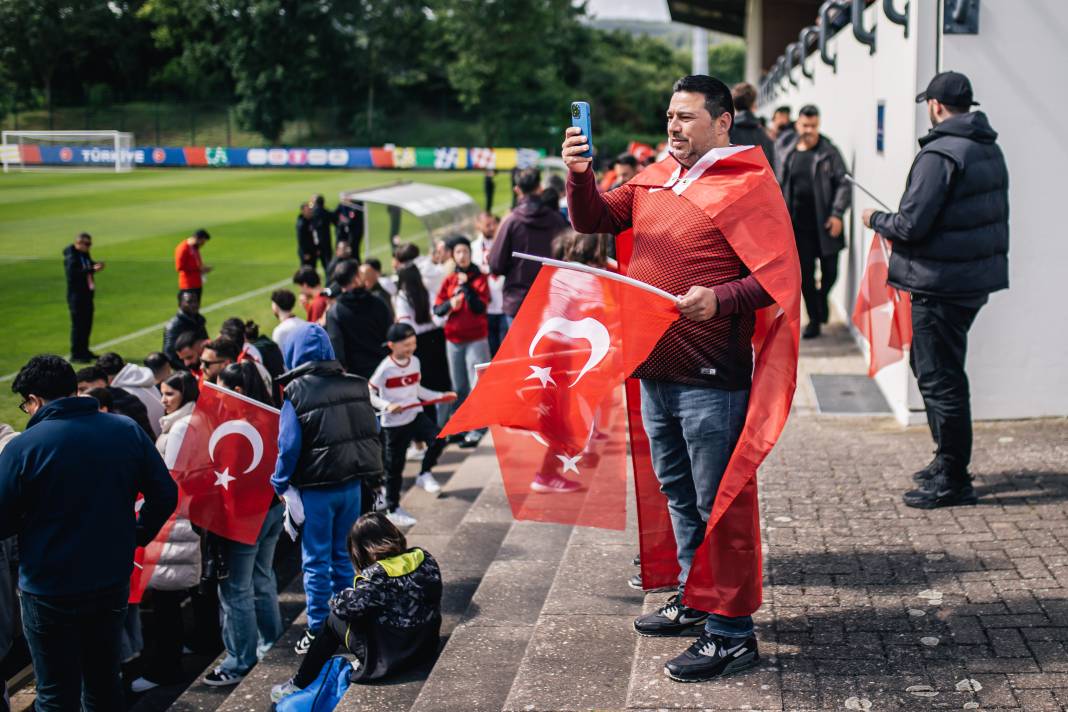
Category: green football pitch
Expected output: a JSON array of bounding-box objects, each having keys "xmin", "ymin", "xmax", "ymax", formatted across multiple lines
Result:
[{"xmin": 0, "ymin": 168, "xmax": 511, "ymax": 427}]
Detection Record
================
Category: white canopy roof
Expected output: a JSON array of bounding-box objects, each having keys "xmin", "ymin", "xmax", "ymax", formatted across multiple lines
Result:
[{"xmin": 339, "ymin": 181, "xmax": 479, "ymax": 238}]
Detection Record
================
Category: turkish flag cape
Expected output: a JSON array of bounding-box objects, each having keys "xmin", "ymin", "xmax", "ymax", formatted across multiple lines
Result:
[
  {"xmin": 626, "ymin": 147, "xmax": 801, "ymax": 616},
  {"xmin": 439, "ymin": 264, "xmax": 678, "ymax": 455},
  {"xmin": 852, "ymin": 234, "xmax": 913, "ymax": 377},
  {"xmin": 171, "ymin": 382, "xmax": 280, "ymax": 545}
]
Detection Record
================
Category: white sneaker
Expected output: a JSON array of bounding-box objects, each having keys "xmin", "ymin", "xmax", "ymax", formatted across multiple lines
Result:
[
  {"xmin": 386, "ymin": 506, "xmax": 418, "ymax": 528},
  {"xmin": 130, "ymin": 676, "xmax": 159, "ymax": 693},
  {"xmin": 530, "ymin": 472, "xmax": 582, "ymax": 494},
  {"xmin": 270, "ymin": 679, "xmax": 301, "ymax": 703},
  {"xmin": 415, "ymin": 472, "xmax": 442, "ymax": 496},
  {"xmin": 372, "ymin": 486, "xmax": 387, "ymax": 513},
  {"xmin": 406, "ymin": 444, "xmax": 427, "ymax": 461}
]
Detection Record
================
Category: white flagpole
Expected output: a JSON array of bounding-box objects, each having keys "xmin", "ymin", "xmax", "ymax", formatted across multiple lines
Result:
[
  {"xmin": 512, "ymin": 252, "xmax": 678, "ymax": 302},
  {"xmin": 844, "ymin": 174, "xmax": 893, "ymax": 212}
]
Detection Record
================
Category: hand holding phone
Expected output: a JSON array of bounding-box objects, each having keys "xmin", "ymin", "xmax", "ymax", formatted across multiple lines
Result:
[{"xmin": 562, "ymin": 101, "xmax": 593, "ymax": 173}]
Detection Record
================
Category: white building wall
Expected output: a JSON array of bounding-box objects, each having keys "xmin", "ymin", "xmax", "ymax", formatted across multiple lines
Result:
[{"xmin": 762, "ymin": 0, "xmax": 1068, "ymax": 423}]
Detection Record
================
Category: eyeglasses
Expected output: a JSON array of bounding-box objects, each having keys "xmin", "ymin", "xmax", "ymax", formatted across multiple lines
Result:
[{"xmin": 18, "ymin": 397, "xmax": 32, "ymax": 414}]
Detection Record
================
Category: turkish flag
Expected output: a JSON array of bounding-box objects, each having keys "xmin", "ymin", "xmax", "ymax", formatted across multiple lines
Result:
[
  {"xmin": 852, "ymin": 234, "xmax": 912, "ymax": 377},
  {"xmin": 626, "ymin": 147, "xmax": 801, "ymax": 616},
  {"xmin": 439, "ymin": 264, "xmax": 678, "ymax": 455},
  {"xmin": 170, "ymin": 382, "xmax": 280, "ymax": 545},
  {"xmin": 489, "ymin": 385, "xmax": 629, "ymax": 530},
  {"xmin": 129, "ymin": 508, "xmax": 178, "ymax": 604}
]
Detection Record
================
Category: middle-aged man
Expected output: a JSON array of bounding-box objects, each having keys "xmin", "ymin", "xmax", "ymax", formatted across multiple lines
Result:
[
  {"xmin": 63, "ymin": 232, "xmax": 105, "ymax": 363},
  {"xmin": 325, "ymin": 259, "xmax": 391, "ymax": 379},
  {"xmin": 774, "ymin": 104, "xmax": 851, "ymax": 338},
  {"xmin": 296, "ymin": 202, "xmax": 320, "ymax": 270},
  {"xmin": 863, "ymin": 71, "xmax": 1009, "ymax": 509},
  {"xmin": 564, "ymin": 75, "xmax": 789, "ymax": 683},
  {"xmin": 175, "ymin": 228, "xmax": 212, "ymax": 303},
  {"xmin": 730, "ymin": 83, "xmax": 775, "ymax": 165},
  {"xmin": 200, "ymin": 338, "xmax": 239, "ymax": 383},
  {"xmin": 768, "ymin": 105, "xmax": 793, "ymax": 142},
  {"xmin": 488, "ymin": 167, "xmax": 569, "ymax": 323},
  {"xmin": 0, "ymin": 355, "xmax": 177, "ymax": 711},
  {"xmin": 163, "ymin": 290, "xmax": 210, "ymax": 367}
]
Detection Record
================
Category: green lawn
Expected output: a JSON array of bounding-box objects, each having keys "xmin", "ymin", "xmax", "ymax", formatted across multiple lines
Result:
[{"xmin": 0, "ymin": 168, "xmax": 510, "ymax": 427}]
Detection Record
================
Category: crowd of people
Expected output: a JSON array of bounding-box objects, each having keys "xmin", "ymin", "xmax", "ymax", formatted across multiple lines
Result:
[{"xmin": 2, "ymin": 66, "xmax": 1007, "ymax": 708}]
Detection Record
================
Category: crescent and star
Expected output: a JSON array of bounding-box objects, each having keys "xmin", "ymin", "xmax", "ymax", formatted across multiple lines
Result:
[{"xmin": 208, "ymin": 419, "xmax": 264, "ymax": 490}]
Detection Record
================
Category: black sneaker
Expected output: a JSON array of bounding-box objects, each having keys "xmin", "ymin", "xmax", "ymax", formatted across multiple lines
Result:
[
  {"xmin": 802, "ymin": 322, "xmax": 820, "ymax": 339},
  {"xmin": 294, "ymin": 629, "xmax": 316, "ymax": 655},
  {"xmin": 203, "ymin": 667, "xmax": 244, "ymax": 687},
  {"xmin": 903, "ymin": 480, "xmax": 978, "ymax": 509},
  {"xmin": 634, "ymin": 594, "xmax": 708, "ymax": 636},
  {"xmin": 627, "ymin": 573, "xmax": 675, "ymax": 593},
  {"xmin": 664, "ymin": 632, "xmax": 759, "ymax": 682},
  {"xmin": 632, "ymin": 554, "xmax": 640, "ymax": 567},
  {"xmin": 911, "ymin": 457, "xmax": 941, "ymax": 484}
]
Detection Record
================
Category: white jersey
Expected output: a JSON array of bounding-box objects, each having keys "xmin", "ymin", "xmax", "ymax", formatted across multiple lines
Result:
[
  {"xmin": 368, "ymin": 354, "xmax": 443, "ymax": 427},
  {"xmin": 471, "ymin": 236, "xmax": 504, "ymax": 315}
]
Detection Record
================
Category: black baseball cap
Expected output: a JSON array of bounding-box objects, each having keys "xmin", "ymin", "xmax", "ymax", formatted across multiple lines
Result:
[
  {"xmin": 915, "ymin": 71, "xmax": 979, "ymax": 106},
  {"xmin": 385, "ymin": 322, "xmax": 416, "ymax": 344}
]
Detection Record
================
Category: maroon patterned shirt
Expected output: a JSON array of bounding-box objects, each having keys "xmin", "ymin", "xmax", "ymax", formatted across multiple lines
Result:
[{"xmin": 567, "ymin": 168, "xmax": 772, "ymax": 389}]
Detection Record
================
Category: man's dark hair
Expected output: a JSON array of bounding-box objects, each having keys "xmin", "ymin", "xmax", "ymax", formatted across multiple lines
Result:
[
  {"xmin": 179, "ymin": 290, "xmax": 200, "ymax": 309},
  {"xmin": 74, "ymin": 365, "xmax": 108, "ymax": 385},
  {"xmin": 446, "ymin": 235, "xmax": 471, "ymax": 251},
  {"xmin": 162, "ymin": 371, "xmax": 199, "ymax": 406},
  {"xmin": 799, "ymin": 104, "xmax": 820, "ymax": 118},
  {"xmin": 347, "ymin": 512, "xmax": 408, "ymax": 572},
  {"xmin": 219, "ymin": 317, "xmax": 246, "ymax": 344},
  {"xmin": 515, "ymin": 168, "xmax": 542, "ymax": 196},
  {"xmin": 77, "ymin": 232, "xmax": 91, "ymax": 242},
  {"xmin": 85, "ymin": 387, "xmax": 113, "ymax": 411},
  {"xmin": 271, "ymin": 289, "xmax": 297, "ymax": 312},
  {"xmin": 96, "ymin": 352, "xmax": 125, "ymax": 377},
  {"xmin": 672, "ymin": 75, "xmax": 735, "ymax": 124},
  {"xmin": 333, "ymin": 258, "xmax": 360, "ymax": 288},
  {"xmin": 774, "ymin": 105, "xmax": 791, "ymax": 116},
  {"xmin": 144, "ymin": 352, "xmax": 171, "ymax": 375},
  {"xmin": 731, "ymin": 82, "xmax": 757, "ymax": 112},
  {"xmin": 293, "ymin": 266, "xmax": 321, "ymax": 288},
  {"xmin": 362, "ymin": 257, "xmax": 382, "ymax": 273},
  {"xmin": 174, "ymin": 330, "xmax": 201, "ymax": 353},
  {"xmin": 393, "ymin": 242, "xmax": 419, "ymax": 264},
  {"xmin": 202, "ymin": 338, "xmax": 240, "ymax": 362},
  {"xmin": 313, "ymin": 194, "xmax": 325, "ymax": 208},
  {"xmin": 13, "ymin": 355, "xmax": 78, "ymax": 401},
  {"xmin": 194, "ymin": 228, "xmax": 211, "ymax": 241},
  {"xmin": 615, "ymin": 153, "xmax": 639, "ymax": 169}
]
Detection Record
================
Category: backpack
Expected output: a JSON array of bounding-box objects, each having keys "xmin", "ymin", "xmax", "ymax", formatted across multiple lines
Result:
[{"xmin": 276, "ymin": 656, "xmax": 353, "ymax": 712}]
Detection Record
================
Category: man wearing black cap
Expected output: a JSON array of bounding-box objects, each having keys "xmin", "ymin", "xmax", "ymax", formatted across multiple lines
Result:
[{"xmin": 862, "ymin": 71, "xmax": 1009, "ymax": 509}]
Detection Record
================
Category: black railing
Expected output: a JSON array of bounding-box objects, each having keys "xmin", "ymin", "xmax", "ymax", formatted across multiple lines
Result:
[
  {"xmin": 852, "ymin": 0, "xmax": 877, "ymax": 54},
  {"xmin": 883, "ymin": 0, "xmax": 909, "ymax": 36}
]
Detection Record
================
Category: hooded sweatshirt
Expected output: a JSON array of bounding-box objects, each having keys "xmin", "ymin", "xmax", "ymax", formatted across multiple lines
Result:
[
  {"xmin": 325, "ymin": 287, "xmax": 392, "ymax": 378},
  {"xmin": 488, "ymin": 196, "xmax": 569, "ymax": 316},
  {"xmin": 113, "ymin": 362, "xmax": 165, "ymax": 437}
]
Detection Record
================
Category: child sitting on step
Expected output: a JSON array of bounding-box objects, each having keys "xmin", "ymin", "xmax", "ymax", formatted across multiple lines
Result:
[{"xmin": 271, "ymin": 512, "xmax": 443, "ymax": 703}]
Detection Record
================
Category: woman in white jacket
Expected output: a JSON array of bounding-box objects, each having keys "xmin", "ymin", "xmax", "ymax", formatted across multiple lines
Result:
[{"xmin": 131, "ymin": 372, "xmax": 204, "ymax": 693}]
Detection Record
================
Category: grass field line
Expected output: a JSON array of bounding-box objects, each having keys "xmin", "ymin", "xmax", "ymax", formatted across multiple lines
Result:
[{"xmin": 0, "ymin": 276, "xmax": 291, "ymax": 383}]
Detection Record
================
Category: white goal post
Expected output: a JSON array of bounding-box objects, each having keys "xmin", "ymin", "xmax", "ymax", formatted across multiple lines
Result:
[{"xmin": 1, "ymin": 130, "xmax": 135, "ymax": 173}]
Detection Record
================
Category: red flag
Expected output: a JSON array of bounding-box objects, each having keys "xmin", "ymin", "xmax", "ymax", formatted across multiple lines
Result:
[
  {"xmin": 627, "ymin": 141, "xmax": 655, "ymax": 163},
  {"xmin": 852, "ymin": 234, "xmax": 912, "ymax": 376},
  {"xmin": 129, "ymin": 508, "xmax": 178, "ymax": 604},
  {"xmin": 488, "ymin": 385, "xmax": 628, "ymax": 530},
  {"xmin": 170, "ymin": 382, "xmax": 280, "ymax": 545},
  {"xmin": 440, "ymin": 264, "xmax": 678, "ymax": 455},
  {"xmin": 627, "ymin": 147, "xmax": 801, "ymax": 615}
]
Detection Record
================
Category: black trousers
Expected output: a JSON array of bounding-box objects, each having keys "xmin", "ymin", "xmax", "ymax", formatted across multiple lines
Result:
[
  {"xmin": 141, "ymin": 589, "xmax": 188, "ymax": 683},
  {"xmin": 910, "ymin": 296, "xmax": 981, "ymax": 483},
  {"xmin": 795, "ymin": 232, "xmax": 838, "ymax": 325},
  {"xmin": 382, "ymin": 414, "xmax": 447, "ymax": 511},
  {"xmin": 294, "ymin": 612, "xmax": 363, "ymax": 688},
  {"xmin": 67, "ymin": 293, "xmax": 94, "ymax": 358}
]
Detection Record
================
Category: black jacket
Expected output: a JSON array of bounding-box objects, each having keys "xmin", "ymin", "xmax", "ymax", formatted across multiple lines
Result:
[
  {"xmin": 312, "ymin": 205, "xmax": 335, "ymax": 253},
  {"xmin": 488, "ymin": 196, "xmax": 569, "ymax": 316},
  {"xmin": 63, "ymin": 245, "xmax": 95, "ymax": 299},
  {"xmin": 296, "ymin": 214, "xmax": 318, "ymax": 259},
  {"xmin": 775, "ymin": 133, "xmax": 852, "ymax": 256},
  {"xmin": 331, "ymin": 548, "xmax": 442, "ymax": 681},
  {"xmin": 871, "ymin": 112, "xmax": 1009, "ymax": 299},
  {"xmin": 162, "ymin": 310, "xmax": 209, "ymax": 366},
  {"xmin": 278, "ymin": 360, "xmax": 382, "ymax": 489},
  {"xmin": 730, "ymin": 110, "xmax": 775, "ymax": 166},
  {"xmin": 325, "ymin": 288, "xmax": 391, "ymax": 379}
]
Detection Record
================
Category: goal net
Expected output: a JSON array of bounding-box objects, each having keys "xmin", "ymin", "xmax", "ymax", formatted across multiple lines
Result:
[{"xmin": 1, "ymin": 131, "xmax": 135, "ymax": 173}]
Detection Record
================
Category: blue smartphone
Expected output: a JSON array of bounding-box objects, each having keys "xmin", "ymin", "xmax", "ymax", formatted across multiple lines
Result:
[{"xmin": 570, "ymin": 101, "xmax": 593, "ymax": 158}]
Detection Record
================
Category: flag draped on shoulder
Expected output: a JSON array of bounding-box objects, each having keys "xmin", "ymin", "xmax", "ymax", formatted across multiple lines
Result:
[
  {"xmin": 852, "ymin": 234, "xmax": 912, "ymax": 376},
  {"xmin": 441, "ymin": 261, "xmax": 678, "ymax": 527},
  {"xmin": 627, "ymin": 146, "xmax": 801, "ymax": 616},
  {"xmin": 170, "ymin": 382, "xmax": 280, "ymax": 545}
]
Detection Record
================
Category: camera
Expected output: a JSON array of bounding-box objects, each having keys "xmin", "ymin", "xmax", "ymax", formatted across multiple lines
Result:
[{"xmin": 571, "ymin": 104, "xmax": 580, "ymax": 118}]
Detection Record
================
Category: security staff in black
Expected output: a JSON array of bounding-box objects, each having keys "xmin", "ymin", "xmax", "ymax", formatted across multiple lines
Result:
[
  {"xmin": 63, "ymin": 232, "xmax": 104, "ymax": 362},
  {"xmin": 863, "ymin": 71, "xmax": 1009, "ymax": 509}
]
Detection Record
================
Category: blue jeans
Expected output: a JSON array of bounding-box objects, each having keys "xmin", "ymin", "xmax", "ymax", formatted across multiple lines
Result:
[
  {"xmin": 487, "ymin": 313, "xmax": 509, "ymax": 356},
  {"xmin": 443, "ymin": 338, "xmax": 491, "ymax": 430},
  {"xmin": 218, "ymin": 504, "xmax": 285, "ymax": 674},
  {"xmin": 301, "ymin": 481, "xmax": 362, "ymax": 631},
  {"xmin": 639, "ymin": 380, "xmax": 754, "ymax": 638},
  {"xmin": 19, "ymin": 584, "xmax": 127, "ymax": 712}
]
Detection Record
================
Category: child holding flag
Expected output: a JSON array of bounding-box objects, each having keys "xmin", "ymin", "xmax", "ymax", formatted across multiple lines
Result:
[{"xmin": 369, "ymin": 323, "xmax": 456, "ymax": 528}]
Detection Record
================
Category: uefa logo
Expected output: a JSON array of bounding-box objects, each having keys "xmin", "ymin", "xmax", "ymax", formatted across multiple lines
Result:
[
  {"xmin": 153, "ymin": 148, "xmax": 166, "ymax": 164},
  {"xmin": 59, "ymin": 147, "xmax": 73, "ymax": 162}
]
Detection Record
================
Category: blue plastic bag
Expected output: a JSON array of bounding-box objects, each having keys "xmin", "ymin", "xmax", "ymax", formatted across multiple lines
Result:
[{"xmin": 276, "ymin": 655, "xmax": 353, "ymax": 712}]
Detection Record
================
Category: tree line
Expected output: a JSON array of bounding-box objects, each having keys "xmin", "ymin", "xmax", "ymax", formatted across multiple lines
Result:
[{"xmin": 0, "ymin": 0, "xmax": 743, "ymax": 148}]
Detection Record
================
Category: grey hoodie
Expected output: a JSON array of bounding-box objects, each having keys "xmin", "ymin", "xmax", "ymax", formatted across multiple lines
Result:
[{"xmin": 112, "ymin": 363, "xmax": 165, "ymax": 438}]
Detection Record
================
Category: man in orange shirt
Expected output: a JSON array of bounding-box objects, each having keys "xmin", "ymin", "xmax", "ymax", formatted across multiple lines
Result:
[{"xmin": 175, "ymin": 228, "xmax": 212, "ymax": 302}]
